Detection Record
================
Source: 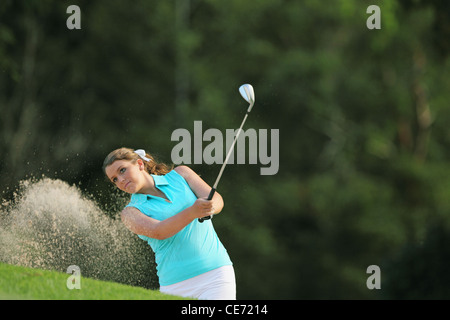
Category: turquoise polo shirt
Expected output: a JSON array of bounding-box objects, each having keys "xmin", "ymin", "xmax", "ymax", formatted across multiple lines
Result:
[{"xmin": 125, "ymin": 169, "xmax": 232, "ymax": 286}]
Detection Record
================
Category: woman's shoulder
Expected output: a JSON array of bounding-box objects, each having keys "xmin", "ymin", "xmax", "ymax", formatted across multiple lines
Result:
[
  {"xmin": 126, "ymin": 193, "xmax": 147, "ymax": 206},
  {"xmin": 173, "ymin": 165, "xmax": 194, "ymax": 178}
]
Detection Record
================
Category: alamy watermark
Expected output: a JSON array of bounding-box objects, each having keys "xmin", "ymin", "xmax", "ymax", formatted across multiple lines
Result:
[
  {"xmin": 171, "ymin": 121, "xmax": 279, "ymax": 175},
  {"xmin": 65, "ymin": 2, "xmax": 380, "ymax": 173},
  {"xmin": 366, "ymin": 265, "xmax": 381, "ymax": 290},
  {"xmin": 66, "ymin": 265, "xmax": 81, "ymax": 290},
  {"xmin": 66, "ymin": 5, "xmax": 81, "ymax": 30},
  {"xmin": 366, "ymin": 5, "xmax": 381, "ymax": 30}
]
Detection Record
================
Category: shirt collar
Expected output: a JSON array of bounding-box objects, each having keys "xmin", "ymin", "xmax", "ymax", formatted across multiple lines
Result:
[{"xmin": 152, "ymin": 174, "xmax": 169, "ymax": 187}]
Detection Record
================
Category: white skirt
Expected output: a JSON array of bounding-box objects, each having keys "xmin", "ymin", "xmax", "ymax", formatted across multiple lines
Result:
[{"xmin": 160, "ymin": 265, "xmax": 236, "ymax": 300}]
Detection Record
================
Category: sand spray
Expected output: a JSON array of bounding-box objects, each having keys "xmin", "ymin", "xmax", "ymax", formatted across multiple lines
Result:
[{"xmin": 0, "ymin": 177, "xmax": 158, "ymax": 289}]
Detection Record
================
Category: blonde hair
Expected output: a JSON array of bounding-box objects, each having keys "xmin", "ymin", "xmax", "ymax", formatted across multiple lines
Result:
[{"xmin": 102, "ymin": 147, "xmax": 173, "ymax": 179}]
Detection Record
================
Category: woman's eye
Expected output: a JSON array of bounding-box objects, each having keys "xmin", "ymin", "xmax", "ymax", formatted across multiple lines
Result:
[
  {"xmin": 120, "ymin": 168, "xmax": 126, "ymax": 174},
  {"xmin": 112, "ymin": 178, "xmax": 117, "ymax": 183}
]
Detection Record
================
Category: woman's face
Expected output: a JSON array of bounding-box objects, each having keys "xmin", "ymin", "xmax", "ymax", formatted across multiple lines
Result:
[{"xmin": 105, "ymin": 159, "xmax": 145, "ymax": 194}]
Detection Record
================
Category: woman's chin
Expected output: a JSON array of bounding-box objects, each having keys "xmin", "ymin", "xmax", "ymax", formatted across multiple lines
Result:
[{"xmin": 123, "ymin": 184, "xmax": 134, "ymax": 194}]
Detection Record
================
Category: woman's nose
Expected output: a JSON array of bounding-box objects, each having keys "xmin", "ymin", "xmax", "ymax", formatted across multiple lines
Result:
[{"xmin": 118, "ymin": 176, "xmax": 126, "ymax": 186}]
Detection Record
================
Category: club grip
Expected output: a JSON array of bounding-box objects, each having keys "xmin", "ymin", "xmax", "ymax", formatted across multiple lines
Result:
[
  {"xmin": 198, "ymin": 188, "xmax": 216, "ymax": 223},
  {"xmin": 206, "ymin": 187, "xmax": 216, "ymax": 200}
]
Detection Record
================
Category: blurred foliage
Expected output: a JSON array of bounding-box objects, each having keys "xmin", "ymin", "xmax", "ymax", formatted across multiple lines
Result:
[{"xmin": 1, "ymin": 0, "xmax": 449, "ymax": 299}]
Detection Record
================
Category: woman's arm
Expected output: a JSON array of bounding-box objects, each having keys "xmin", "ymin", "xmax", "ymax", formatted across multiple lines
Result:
[
  {"xmin": 121, "ymin": 197, "xmax": 214, "ymax": 240},
  {"xmin": 174, "ymin": 165, "xmax": 224, "ymax": 215}
]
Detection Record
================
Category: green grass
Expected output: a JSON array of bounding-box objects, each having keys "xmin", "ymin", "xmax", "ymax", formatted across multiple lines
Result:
[{"xmin": 0, "ymin": 263, "xmax": 189, "ymax": 300}]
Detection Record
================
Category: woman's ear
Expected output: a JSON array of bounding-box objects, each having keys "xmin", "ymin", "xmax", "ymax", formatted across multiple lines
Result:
[{"xmin": 136, "ymin": 159, "xmax": 145, "ymax": 170}]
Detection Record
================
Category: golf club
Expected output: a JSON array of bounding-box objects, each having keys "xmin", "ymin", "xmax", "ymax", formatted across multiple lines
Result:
[{"xmin": 199, "ymin": 84, "xmax": 255, "ymax": 222}]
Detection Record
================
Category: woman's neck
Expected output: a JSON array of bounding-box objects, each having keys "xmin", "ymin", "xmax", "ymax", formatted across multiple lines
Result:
[{"xmin": 137, "ymin": 173, "xmax": 168, "ymax": 200}]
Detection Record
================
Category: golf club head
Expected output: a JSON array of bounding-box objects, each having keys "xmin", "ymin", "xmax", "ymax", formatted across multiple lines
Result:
[{"xmin": 239, "ymin": 84, "xmax": 255, "ymax": 112}]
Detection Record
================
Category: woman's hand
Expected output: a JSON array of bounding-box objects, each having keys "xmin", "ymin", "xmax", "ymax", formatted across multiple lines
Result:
[{"xmin": 191, "ymin": 198, "xmax": 216, "ymax": 218}]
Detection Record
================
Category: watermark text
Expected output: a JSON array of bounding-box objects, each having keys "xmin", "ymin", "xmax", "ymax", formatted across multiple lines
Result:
[{"xmin": 171, "ymin": 121, "xmax": 279, "ymax": 175}]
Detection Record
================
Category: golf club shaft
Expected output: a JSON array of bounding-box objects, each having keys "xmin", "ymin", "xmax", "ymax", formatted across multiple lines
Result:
[{"xmin": 198, "ymin": 112, "xmax": 250, "ymax": 222}]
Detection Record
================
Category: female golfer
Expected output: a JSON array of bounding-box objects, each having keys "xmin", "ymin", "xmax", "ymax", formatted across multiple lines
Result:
[{"xmin": 103, "ymin": 147, "xmax": 235, "ymax": 300}]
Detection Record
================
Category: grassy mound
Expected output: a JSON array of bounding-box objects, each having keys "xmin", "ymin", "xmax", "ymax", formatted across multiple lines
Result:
[{"xmin": 0, "ymin": 263, "xmax": 188, "ymax": 300}]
